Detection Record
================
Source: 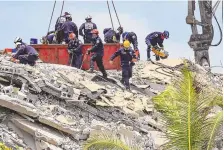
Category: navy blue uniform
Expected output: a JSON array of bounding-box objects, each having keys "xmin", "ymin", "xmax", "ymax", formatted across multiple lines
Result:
[
  {"xmin": 122, "ymin": 32, "xmax": 138, "ymax": 50},
  {"xmin": 103, "ymin": 28, "xmax": 121, "ymax": 43},
  {"xmin": 110, "ymin": 48, "xmax": 136, "ymax": 90},
  {"xmin": 88, "ymin": 36, "xmax": 107, "ymax": 77},
  {"xmin": 145, "ymin": 32, "xmax": 164, "ymax": 60},
  {"xmin": 61, "ymin": 21, "xmax": 78, "ymax": 44},
  {"xmin": 13, "ymin": 44, "xmax": 38, "ymax": 66},
  {"xmin": 79, "ymin": 22, "xmax": 97, "ymax": 43},
  {"xmin": 68, "ymin": 39, "xmax": 83, "ymax": 69}
]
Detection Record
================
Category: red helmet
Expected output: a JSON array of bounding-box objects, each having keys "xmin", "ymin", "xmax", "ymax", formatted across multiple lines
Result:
[
  {"xmin": 69, "ymin": 33, "xmax": 76, "ymax": 39},
  {"xmin": 91, "ymin": 29, "xmax": 99, "ymax": 35}
]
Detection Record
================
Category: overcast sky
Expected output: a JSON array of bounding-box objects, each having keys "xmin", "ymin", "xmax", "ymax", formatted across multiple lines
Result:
[{"xmin": 0, "ymin": 0, "xmax": 222, "ymax": 73}]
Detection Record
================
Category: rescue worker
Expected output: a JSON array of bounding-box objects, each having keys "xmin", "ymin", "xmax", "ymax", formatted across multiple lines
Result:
[
  {"xmin": 87, "ymin": 29, "xmax": 107, "ymax": 78},
  {"xmin": 61, "ymin": 14, "xmax": 78, "ymax": 44},
  {"xmin": 145, "ymin": 30, "xmax": 169, "ymax": 61},
  {"xmin": 11, "ymin": 41, "xmax": 39, "ymax": 66},
  {"xmin": 42, "ymin": 31, "xmax": 57, "ymax": 44},
  {"xmin": 110, "ymin": 40, "xmax": 136, "ymax": 90},
  {"xmin": 122, "ymin": 31, "xmax": 140, "ymax": 60},
  {"xmin": 79, "ymin": 15, "xmax": 97, "ymax": 43},
  {"xmin": 67, "ymin": 33, "xmax": 83, "ymax": 69},
  {"xmin": 103, "ymin": 26, "xmax": 123, "ymax": 43}
]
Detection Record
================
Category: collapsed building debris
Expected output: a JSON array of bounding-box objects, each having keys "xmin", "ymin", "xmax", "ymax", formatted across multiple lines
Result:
[{"xmin": 0, "ymin": 55, "xmax": 222, "ymax": 150}]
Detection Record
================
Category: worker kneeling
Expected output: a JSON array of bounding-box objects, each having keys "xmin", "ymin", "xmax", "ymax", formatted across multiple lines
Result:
[
  {"xmin": 110, "ymin": 40, "xmax": 136, "ymax": 90},
  {"xmin": 12, "ymin": 42, "xmax": 39, "ymax": 66},
  {"xmin": 67, "ymin": 33, "xmax": 83, "ymax": 69}
]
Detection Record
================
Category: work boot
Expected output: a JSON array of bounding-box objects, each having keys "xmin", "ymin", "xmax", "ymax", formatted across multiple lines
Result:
[
  {"xmin": 155, "ymin": 55, "xmax": 160, "ymax": 61},
  {"xmin": 103, "ymin": 72, "xmax": 107, "ymax": 78},
  {"xmin": 147, "ymin": 58, "xmax": 151, "ymax": 61}
]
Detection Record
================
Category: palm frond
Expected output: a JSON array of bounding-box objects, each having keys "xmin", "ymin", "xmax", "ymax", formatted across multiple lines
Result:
[
  {"xmin": 205, "ymin": 112, "xmax": 223, "ymax": 150},
  {"xmin": 83, "ymin": 133, "xmax": 140, "ymax": 150},
  {"xmin": 152, "ymin": 65, "xmax": 223, "ymax": 150}
]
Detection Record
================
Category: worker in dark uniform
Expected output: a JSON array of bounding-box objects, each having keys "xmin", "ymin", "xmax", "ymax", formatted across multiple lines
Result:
[
  {"xmin": 61, "ymin": 14, "xmax": 78, "ymax": 44},
  {"xmin": 11, "ymin": 42, "xmax": 39, "ymax": 66},
  {"xmin": 110, "ymin": 40, "xmax": 136, "ymax": 90},
  {"xmin": 122, "ymin": 31, "xmax": 140, "ymax": 60},
  {"xmin": 79, "ymin": 15, "xmax": 97, "ymax": 44},
  {"xmin": 103, "ymin": 26, "xmax": 123, "ymax": 43},
  {"xmin": 67, "ymin": 33, "xmax": 83, "ymax": 69},
  {"xmin": 87, "ymin": 29, "xmax": 107, "ymax": 78},
  {"xmin": 145, "ymin": 30, "xmax": 169, "ymax": 61}
]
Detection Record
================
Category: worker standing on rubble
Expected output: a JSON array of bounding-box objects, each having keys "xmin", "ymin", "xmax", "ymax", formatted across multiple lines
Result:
[
  {"xmin": 61, "ymin": 13, "xmax": 78, "ymax": 44},
  {"xmin": 122, "ymin": 31, "xmax": 140, "ymax": 60},
  {"xmin": 11, "ymin": 41, "xmax": 39, "ymax": 66},
  {"xmin": 145, "ymin": 30, "xmax": 169, "ymax": 61},
  {"xmin": 87, "ymin": 29, "xmax": 107, "ymax": 78},
  {"xmin": 110, "ymin": 40, "xmax": 136, "ymax": 90},
  {"xmin": 67, "ymin": 33, "xmax": 83, "ymax": 69},
  {"xmin": 103, "ymin": 27, "xmax": 123, "ymax": 43},
  {"xmin": 79, "ymin": 15, "xmax": 97, "ymax": 44}
]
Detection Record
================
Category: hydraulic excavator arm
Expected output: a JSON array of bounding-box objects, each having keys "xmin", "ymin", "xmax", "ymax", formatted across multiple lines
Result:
[{"xmin": 186, "ymin": 0, "xmax": 214, "ymax": 69}]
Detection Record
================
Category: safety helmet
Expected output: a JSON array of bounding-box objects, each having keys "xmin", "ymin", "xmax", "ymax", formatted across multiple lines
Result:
[
  {"xmin": 91, "ymin": 29, "xmax": 99, "ymax": 35},
  {"xmin": 69, "ymin": 33, "xmax": 76, "ymax": 40},
  {"xmin": 123, "ymin": 40, "xmax": 130, "ymax": 49},
  {"xmin": 163, "ymin": 30, "xmax": 169, "ymax": 39},
  {"xmin": 58, "ymin": 17, "xmax": 66, "ymax": 23},
  {"xmin": 85, "ymin": 15, "xmax": 92, "ymax": 20},
  {"xmin": 14, "ymin": 37, "xmax": 22, "ymax": 44}
]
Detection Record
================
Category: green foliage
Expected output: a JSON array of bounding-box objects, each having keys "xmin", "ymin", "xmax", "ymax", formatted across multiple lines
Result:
[
  {"xmin": 83, "ymin": 133, "xmax": 140, "ymax": 150},
  {"xmin": 152, "ymin": 65, "xmax": 223, "ymax": 150},
  {"xmin": 0, "ymin": 143, "xmax": 12, "ymax": 150}
]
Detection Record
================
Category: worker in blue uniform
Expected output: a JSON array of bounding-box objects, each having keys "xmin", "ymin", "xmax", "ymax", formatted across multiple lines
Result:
[
  {"xmin": 61, "ymin": 14, "xmax": 78, "ymax": 44},
  {"xmin": 110, "ymin": 40, "xmax": 136, "ymax": 90},
  {"xmin": 145, "ymin": 30, "xmax": 169, "ymax": 61},
  {"xmin": 79, "ymin": 15, "xmax": 97, "ymax": 44},
  {"xmin": 87, "ymin": 29, "xmax": 107, "ymax": 78},
  {"xmin": 11, "ymin": 42, "xmax": 39, "ymax": 66},
  {"xmin": 103, "ymin": 26, "xmax": 123, "ymax": 43},
  {"xmin": 67, "ymin": 33, "xmax": 83, "ymax": 69},
  {"xmin": 122, "ymin": 31, "xmax": 140, "ymax": 60}
]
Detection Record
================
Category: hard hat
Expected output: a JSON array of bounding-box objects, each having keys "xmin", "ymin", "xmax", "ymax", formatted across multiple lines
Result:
[
  {"xmin": 85, "ymin": 15, "xmax": 92, "ymax": 20},
  {"xmin": 91, "ymin": 29, "xmax": 99, "ymax": 34},
  {"xmin": 123, "ymin": 40, "xmax": 130, "ymax": 49},
  {"xmin": 69, "ymin": 33, "xmax": 76, "ymax": 40},
  {"xmin": 14, "ymin": 37, "xmax": 22, "ymax": 44},
  {"xmin": 64, "ymin": 12, "xmax": 70, "ymax": 16},
  {"xmin": 163, "ymin": 30, "xmax": 169, "ymax": 39}
]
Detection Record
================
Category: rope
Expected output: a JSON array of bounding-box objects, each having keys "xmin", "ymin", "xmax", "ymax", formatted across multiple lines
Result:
[
  {"xmin": 47, "ymin": 0, "xmax": 56, "ymax": 35},
  {"xmin": 60, "ymin": 0, "xmax": 65, "ymax": 17},
  {"xmin": 107, "ymin": 0, "xmax": 114, "ymax": 30},
  {"xmin": 111, "ymin": 0, "xmax": 121, "ymax": 27}
]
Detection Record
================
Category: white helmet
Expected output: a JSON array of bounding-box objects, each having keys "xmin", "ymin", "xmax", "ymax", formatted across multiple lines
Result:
[
  {"xmin": 85, "ymin": 15, "xmax": 92, "ymax": 20},
  {"xmin": 14, "ymin": 37, "xmax": 22, "ymax": 44}
]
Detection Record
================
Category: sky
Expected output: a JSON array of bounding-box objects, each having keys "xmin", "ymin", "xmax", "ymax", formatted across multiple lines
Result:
[{"xmin": 0, "ymin": 0, "xmax": 223, "ymax": 73}]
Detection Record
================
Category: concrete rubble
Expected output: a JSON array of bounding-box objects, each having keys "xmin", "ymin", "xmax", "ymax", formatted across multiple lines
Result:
[{"xmin": 0, "ymin": 55, "xmax": 222, "ymax": 150}]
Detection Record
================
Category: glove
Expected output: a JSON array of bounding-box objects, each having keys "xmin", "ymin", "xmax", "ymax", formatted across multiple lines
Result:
[{"xmin": 153, "ymin": 45, "xmax": 159, "ymax": 49}]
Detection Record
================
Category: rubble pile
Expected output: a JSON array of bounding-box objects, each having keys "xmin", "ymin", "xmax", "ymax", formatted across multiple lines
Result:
[{"xmin": 0, "ymin": 56, "xmax": 222, "ymax": 150}]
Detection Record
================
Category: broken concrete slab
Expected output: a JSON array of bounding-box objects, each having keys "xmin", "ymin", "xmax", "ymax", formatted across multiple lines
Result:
[
  {"xmin": 0, "ymin": 95, "xmax": 39, "ymax": 117},
  {"xmin": 11, "ymin": 115, "xmax": 65, "ymax": 146}
]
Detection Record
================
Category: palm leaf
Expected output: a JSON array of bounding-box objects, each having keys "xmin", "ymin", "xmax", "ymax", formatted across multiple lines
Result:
[
  {"xmin": 152, "ymin": 65, "xmax": 223, "ymax": 150},
  {"xmin": 205, "ymin": 112, "xmax": 223, "ymax": 150},
  {"xmin": 83, "ymin": 133, "xmax": 140, "ymax": 150}
]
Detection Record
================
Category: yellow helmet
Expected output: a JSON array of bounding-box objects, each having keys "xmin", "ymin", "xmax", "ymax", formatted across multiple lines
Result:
[{"xmin": 123, "ymin": 40, "xmax": 130, "ymax": 49}]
